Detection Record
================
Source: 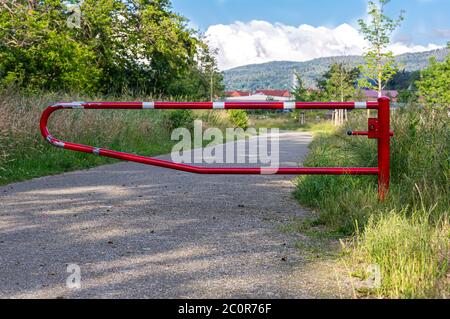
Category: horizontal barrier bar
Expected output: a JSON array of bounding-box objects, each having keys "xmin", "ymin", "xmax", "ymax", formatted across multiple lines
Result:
[
  {"xmin": 40, "ymin": 106, "xmax": 379, "ymax": 176},
  {"xmin": 51, "ymin": 101, "xmax": 380, "ymax": 110},
  {"xmin": 62, "ymin": 140, "xmax": 379, "ymax": 175}
]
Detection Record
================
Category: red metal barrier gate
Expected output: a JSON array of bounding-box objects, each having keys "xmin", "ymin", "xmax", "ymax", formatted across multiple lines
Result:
[{"xmin": 40, "ymin": 97, "xmax": 393, "ymax": 200}]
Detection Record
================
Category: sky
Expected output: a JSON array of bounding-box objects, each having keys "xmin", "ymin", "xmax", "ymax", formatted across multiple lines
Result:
[{"xmin": 171, "ymin": 0, "xmax": 450, "ymax": 70}]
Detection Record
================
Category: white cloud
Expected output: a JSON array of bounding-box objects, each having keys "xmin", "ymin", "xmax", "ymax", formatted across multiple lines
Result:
[{"xmin": 205, "ymin": 20, "xmax": 442, "ymax": 70}]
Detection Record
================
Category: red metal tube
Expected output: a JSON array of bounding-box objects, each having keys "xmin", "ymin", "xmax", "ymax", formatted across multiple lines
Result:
[
  {"xmin": 39, "ymin": 103, "xmax": 380, "ymax": 177},
  {"xmin": 61, "ymin": 141, "xmax": 381, "ymax": 176},
  {"xmin": 377, "ymin": 97, "xmax": 391, "ymax": 200},
  {"xmin": 348, "ymin": 131, "xmax": 394, "ymax": 137},
  {"xmin": 53, "ymin": 101, "xmax": 379, "ymax": 110}
]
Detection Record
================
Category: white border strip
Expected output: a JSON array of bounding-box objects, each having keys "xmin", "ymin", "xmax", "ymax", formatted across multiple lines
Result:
[
  {"xmin": 58, "ymin": 102, "xmax": 85, "ymax": 109},
  {"xmin": 354, "ymin": 102, "xmax": 367, "ymax": 109},
  {"xmin": 261, "ymin": 168, "xmax": 279, "ymax": 175},
  {"xmin": 283, "ymin": 101, "xmax": 296, "ymax": 109},
  {"xmin": 213, "ymin": 102, "xmax": 225, "ymax": 109},
  {"xmin": 53, "ymin": 141, "xmax": 65, "ymax": 148},
  {"xmin": 143, "ymin": 102, "xmax": 155, "ymax": 109}
]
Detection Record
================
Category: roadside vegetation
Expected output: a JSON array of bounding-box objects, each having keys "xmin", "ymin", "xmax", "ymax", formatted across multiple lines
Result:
[
  {"xmin": 0, "ymin": 1, "xmax": 229, "ymax": 185},
  {"xmin": 1, "ymin": 0, "xmax": 448, "ymax": 300},
  {"xmin": 0, "ymin": 91, "xmax": 184, "ymax": 185},
  {"xmin": 293, "ymin": 45, "xmax": 450, "ymax": 297},
  {"xmin": 0, "ymin": 90, "xmax": 240, "ymax": 186},
  {"xmin": 290, "ymin": 0, "xmax": 450, "ymax": 299},
  {"xmin": 0, "ymin": 1, "xmax": 224, "ymax": 98},
  {"xmin": 295, "ymin": 103, "xmax": 449, "ymax": 298}
]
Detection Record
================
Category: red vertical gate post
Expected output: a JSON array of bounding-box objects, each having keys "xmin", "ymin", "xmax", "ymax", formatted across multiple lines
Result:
[{"xmin": 377, "ymin": 97, "xmax": 391, "ymax": 200}]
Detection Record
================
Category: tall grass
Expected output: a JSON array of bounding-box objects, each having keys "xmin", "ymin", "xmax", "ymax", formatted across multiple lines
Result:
[
  {"xmin": 352, "ymin": 209, "xmax": 449, "ymax": 298},
  {"xmin": 0, "ymin": 90, "xmax": 203, "ymax": 185},
  {"xmin": 295, "ymin": 104, "xmax": 449, "ymax": 298}
]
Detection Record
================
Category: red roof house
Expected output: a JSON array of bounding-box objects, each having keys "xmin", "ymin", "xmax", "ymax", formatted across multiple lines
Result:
[
  {"xmin": 225, "ymin": 91, "xmax": 251, "ymax": 98},
  {"xmin": 364, "ymin": 90, "xmax": 398, "ymax": 102},
  {"xmin": 254, "ymin": 90, "xmax": 291, "ymax": 98}
]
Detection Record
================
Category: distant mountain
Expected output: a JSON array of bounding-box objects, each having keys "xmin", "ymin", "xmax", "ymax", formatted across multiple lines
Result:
[{"xmin": 223, "ymin": 48, "xmax": 449, "ymax": 91}]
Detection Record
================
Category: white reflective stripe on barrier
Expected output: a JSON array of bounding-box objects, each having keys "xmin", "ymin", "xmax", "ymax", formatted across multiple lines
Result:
[
  {"xmin": 58, "ymin": 102, "xmax": 85, "ymax": 109},
  {"xmin": 143, "ymin": 102, "xmax": 155, "ymax": 109},
  {"xmin": 261, "ymin": 168, "xmax": 280, "ymax": 175},
  {"xmin": 213, "ymin": 102, "xmax": 225, "ymax": 109},
  {"xmin": 283, "ymin": 102, "xmax": 296, "ymax": 109},
  {"xmin": 53, "ymin": 141, "xmax": 65, "ymax": 148},
  {"xmin": 354, "ymin": 102, "xmax": 367, "ymax": 109}
]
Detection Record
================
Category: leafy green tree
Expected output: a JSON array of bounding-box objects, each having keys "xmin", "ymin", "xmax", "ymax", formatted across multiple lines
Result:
[
  {"xmin": 168, "ymin": 45, "xmax": 224, "ymax": 100},
  {"xmin": 358, "ymin": 0, "xmax": 404, "ymax": 97},
  {"xmin": 397, "ymin": 90, "xmax": 417, "ymax": 104},
  {"xmin": 0, "ymin": 0, "xmax": 224, "ymax": 98},
  {"xmin": 385, "ymin": 70, "xmax": 420, "ymax": 91},
  {"xmin": 0, "ymin": 0, "xmax": 102, "ymax": 92},
  {"xmin": 317, "ymin": 63, "xmax": 360, "ymax": 102},
  {"xmin": 291, "ymin": 73, "xmax": 322, "ymax": 124},
  {"xmin": 291, "ymin": 73, "xmax": 308, "ymax": 102},
  {"xmin": 416, "ymin": 45, "xmax": 450, "ymax": 108},
  {"xmin": 317, "ymin": 63, "xmax": 360, "ymax": 125}
]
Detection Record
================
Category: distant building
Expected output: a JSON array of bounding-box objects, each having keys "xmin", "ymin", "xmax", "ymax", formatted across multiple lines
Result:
[
  {"xmin": 224, "ymin": 90, "xmax": 292, "ymax": 102},
  {"xmin": 364, "ymin": 89, "xmax": 399, "ymax": 102},
  {"xmin": 225, "ymin": 91, "xmax": 251, "ymax": 98},
  {"xmin": 254, "ymin": 90, "xmax": 291, "ymax": 98}
]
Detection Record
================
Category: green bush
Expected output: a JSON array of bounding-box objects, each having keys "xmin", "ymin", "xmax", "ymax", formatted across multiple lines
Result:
[
  {"xmin": 167, "ymin": 110, "xmax": 195, "ymax": 130},
  {"xmin": 228, "ymin": 110, "xmax": 249, "ymax": 129},
  {"xmin": 0, "ymin": 1, "xmax": 224, "ymax": 98}
]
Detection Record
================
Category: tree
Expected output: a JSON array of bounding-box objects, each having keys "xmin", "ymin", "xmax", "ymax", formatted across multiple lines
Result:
[
  {"xmin": 416, "ymin": 45, "xmax": 450, "ymax": 108},
  {"xmin": 385, "ymin": 70, "xmax": 420, "ymax": 91},
  {"xmin": 0, "ymin": 0, "xmax": 102, "ymax": 92},
  {"xmin": 317, "ymin": 63, "xmax": 360, "ymax": 125},
  {"xmin": 317, "ymin": 64, "xmax": 360, "ymax": 102},
  {"xmin": 167, "ymin": 44, "xmax": 224, "ymax": 100},
  {"xmin": 358, "ymin": 0, "xmax": 404, "ymax": 98},
  {"xmin": 0, "ymin": 0, "xmax": 224, "ymax": 98}
]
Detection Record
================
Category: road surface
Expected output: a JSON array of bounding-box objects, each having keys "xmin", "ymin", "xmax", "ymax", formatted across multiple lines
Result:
[{"xmin": 0, "ymin": 131, "xmax": 346, "ymax": 299}]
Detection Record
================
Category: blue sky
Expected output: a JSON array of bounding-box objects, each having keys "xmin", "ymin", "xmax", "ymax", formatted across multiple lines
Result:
[
  {"xmin": 171, "ymin": 0, "xmax": 450, "ymax": 69},
  {"xmin": 172, "ymin": 0, "xmax": 449, "ymax": 44}
]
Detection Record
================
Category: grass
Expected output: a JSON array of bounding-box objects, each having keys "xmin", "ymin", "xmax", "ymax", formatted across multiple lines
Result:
[
  {"xmin": 349, "ymin": 209, "xmax": 449, "ymax": 298},
  {"xmin": 0, "ymin": 90, "xmax": 229, "ymax": 185},
  {"xmin": 279, "ymin": 217, "xmax": 343, "ymax": 262},
  {"xmin": 250, "ymin": 111, "xmax": 335, "ymax": 134},
  {"xmin": 2, "ymin": 90, "xmax": 448, "ymax": 298},
  {"xmin": 293, "ymin": 105, "xmax": 449, "ymax": 298}
]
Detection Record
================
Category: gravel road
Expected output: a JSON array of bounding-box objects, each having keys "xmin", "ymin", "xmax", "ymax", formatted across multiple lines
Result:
[{"xmin": 0, "ymin": 131, "xmax": 344, "ymax": 299}]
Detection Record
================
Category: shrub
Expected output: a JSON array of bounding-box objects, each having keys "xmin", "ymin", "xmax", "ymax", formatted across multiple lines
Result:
[
  {"xmin": 0, "ymin": 90, "xmax": 175, "ymax": 184},
  {"xmin": 295, "ymin": 103, "xmax": 449, "ymax": 298},
  {"xmin": 228, "ymin": 110, "xmax": 249, "ymax": 129},
  {"xmin": 167, "ymin": 110, "xmax": 195, "ymax": 130}
]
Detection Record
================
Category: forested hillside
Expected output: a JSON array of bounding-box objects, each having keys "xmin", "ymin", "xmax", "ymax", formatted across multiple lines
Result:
[{"xmin": 224, "ymin": 48, "xmax": 449, "ymax": 90}]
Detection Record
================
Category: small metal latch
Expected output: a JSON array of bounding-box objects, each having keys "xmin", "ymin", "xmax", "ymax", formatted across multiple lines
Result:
[{"xmin": 368, "ymin": 118, "xmax": 379, "ymax": 139}]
